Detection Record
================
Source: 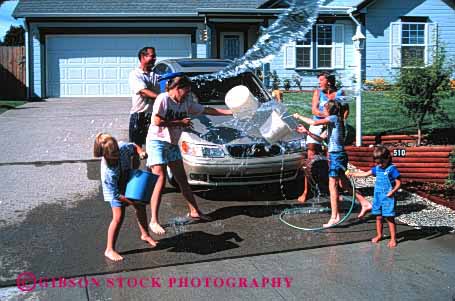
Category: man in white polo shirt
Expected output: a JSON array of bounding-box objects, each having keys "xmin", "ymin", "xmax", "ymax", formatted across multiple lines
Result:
[{"xmin": 128, "ymin": 47, "xmax": 160, "ymax": 146}]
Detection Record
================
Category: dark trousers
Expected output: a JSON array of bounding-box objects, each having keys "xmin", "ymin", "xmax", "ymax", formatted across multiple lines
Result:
[{"xmin": 129, "ymin": 112, "xmax": 152, "ymax": 146}]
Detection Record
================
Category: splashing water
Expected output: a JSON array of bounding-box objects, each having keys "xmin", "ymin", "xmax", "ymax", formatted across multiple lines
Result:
[
  {"xmin": 195, "ymin": 0, "xmax": 325, "ymax": 80},
  {"xmin": 168, "ymin": 216, "xmax": 190, "ymax": 235}
]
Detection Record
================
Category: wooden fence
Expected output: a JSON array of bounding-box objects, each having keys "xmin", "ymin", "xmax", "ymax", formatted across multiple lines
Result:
[
  {"xmin": 346, "ymin": 145, "xmax": 454, "ymax": 183},
  {"xmin": 356, "ymin": 134, "xmax": 419, "ymax": 146},
  {"xmin": 0, "ymin": 46, "xmax": 26, "ymax": 99}
]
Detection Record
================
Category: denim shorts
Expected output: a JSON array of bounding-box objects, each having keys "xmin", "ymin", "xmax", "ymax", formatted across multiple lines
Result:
[
  {"xmin": 146, "ymin": 140, "xmax": 182, "ymax": 166},
  {"xmin": 328, "ymin": 151, "xmax": 348, "ymax": 178},
  {"xmin": 110, "ymin": 199, "xmax": 125, "ymax": 208}
]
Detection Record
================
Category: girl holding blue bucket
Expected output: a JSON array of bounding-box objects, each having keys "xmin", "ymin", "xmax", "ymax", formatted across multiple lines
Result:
[
  {"xmin": 146, "ymin": 75, "xmax": 232, "ymax": 235},
  {"xmin": 94, "ymin": 133, "xmax": 157, "ymax": 261}
]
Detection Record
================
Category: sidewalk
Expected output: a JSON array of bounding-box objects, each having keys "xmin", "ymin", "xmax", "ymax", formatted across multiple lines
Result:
[{"xmin": 1, "ymin": 236, "xmax": 454, "ymax": 300}]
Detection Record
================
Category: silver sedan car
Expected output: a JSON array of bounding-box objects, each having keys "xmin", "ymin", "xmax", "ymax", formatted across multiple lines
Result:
[{"xmin": 152, "ymin": 59, "xmax": 305, "ymax": 186}]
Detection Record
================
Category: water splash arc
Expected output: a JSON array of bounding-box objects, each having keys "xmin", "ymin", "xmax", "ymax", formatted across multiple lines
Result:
[{"xmin": 196, "ymin": 0, "xmax": 326, "ymax": 80}]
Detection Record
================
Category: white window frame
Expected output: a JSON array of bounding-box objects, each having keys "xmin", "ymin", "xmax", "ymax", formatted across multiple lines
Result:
[
  {"xmin": 295, "ymin": 29, "xmax": 313, "ymax": 69},
  {"xmin": 285, "ymin": 24, "xmax": 344, "ymax": 70},
  {"xmin": 316, "ymin": 24, "xmax": 333, "ymax": 69},
  {"xmin": 401, "ymin": 22, "xmax": 426, "ymax": 66},
  {"xmin": 390, "ymin": 22, "xmax": 437, "ymax": 68}
]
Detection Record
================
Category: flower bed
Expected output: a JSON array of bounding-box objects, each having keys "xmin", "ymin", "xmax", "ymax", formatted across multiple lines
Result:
[{"xmin": 402, "ymin": 182, "xmax": 455, "ymax": 210}]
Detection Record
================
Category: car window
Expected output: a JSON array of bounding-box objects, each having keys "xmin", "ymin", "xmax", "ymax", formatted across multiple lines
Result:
[
  {"xmin": 189, "ymin": 72, "xmax": 271, "ymax": 105},
  {"xmin": 153, "ymin": 63, "xmax": 172, "ymax": 75}
]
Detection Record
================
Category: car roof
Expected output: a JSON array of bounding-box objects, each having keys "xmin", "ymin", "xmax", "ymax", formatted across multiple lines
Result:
[{"xmin": 156, "ymin": 58, "xmax": 233, "ymax": 73}]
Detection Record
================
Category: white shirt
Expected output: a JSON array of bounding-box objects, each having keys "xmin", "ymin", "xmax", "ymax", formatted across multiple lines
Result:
[
  {"xmin": 147, "ymin": 92, "xmax": 204, "ymax": 145},
  {"xmin": 128, "ymin": 67, "xmax": 160, "ymax": 114}
]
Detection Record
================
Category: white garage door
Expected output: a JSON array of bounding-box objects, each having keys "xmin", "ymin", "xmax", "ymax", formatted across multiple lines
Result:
[{"xmin": 46, "ymin": 34, "xmax": 192, "ymax": 97}]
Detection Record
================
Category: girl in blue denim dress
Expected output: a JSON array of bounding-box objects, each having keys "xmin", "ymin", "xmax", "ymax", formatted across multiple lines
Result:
[
  {"xmin": 349, "ymin": 146, "xmax": 401, "ymax": 248},
  {"xmin": 94, "ymin": 133, "xmax": 157, "ymax": 261}
]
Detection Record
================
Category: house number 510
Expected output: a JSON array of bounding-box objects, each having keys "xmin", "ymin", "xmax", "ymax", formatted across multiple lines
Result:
[{"xmin": 393, "ymin": 149, "xmax": 406, "ymax": 157}]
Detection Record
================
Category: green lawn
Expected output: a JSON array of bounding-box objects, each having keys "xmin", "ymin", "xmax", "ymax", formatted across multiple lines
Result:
[
  {"xmin": 283, "ymin": 91, "xmax": 455, "ymax": 136},
  {"xmin": 0, "ymin": 100, "xmax": 27, "ymax": 114}
]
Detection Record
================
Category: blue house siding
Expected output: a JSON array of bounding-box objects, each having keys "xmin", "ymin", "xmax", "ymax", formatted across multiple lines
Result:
[
  {"xmin": 268, "ymin": 19, "xmax": 357, "ymax": 89},
  {"xmin": 365, "ymin": 0, "xmax": 455, "ymax": 82}
]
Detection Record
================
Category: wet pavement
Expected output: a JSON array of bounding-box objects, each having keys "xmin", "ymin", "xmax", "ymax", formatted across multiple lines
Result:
[
  {"xmin": 0, "ymin": 98, "xmax": 454, "ymax": 300},
  {"xmin": 0, "ymin": 177, "xmax": 379, "ymax": 286}
]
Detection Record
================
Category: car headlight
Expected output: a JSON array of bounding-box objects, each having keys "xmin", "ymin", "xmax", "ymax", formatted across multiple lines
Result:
[
  {"xmin": 181, "ymin": 141, "xmax": 225, "ymax": 158},
  {"xmin": 284, "ymin": 139, "xmax": 306, "ymax": 153}
]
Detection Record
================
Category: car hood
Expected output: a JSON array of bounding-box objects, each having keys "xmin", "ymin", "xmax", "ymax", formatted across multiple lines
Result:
[{"xmin": 182, "ymin": 102, "xmax": 303, "ymax": 145}]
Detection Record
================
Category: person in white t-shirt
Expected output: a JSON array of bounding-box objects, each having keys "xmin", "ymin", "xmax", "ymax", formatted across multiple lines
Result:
[
  {"xmin": 146, "ymin": 75, "xmax": 232, "ymax": 235},
  {"xmin": 128, "ymin": 47, "xmax": 160, "ymax": 146}
]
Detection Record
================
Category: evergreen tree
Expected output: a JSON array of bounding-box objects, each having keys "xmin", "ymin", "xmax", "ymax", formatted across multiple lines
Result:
[{"xmin": 2, "ymin": 25, "xmax": 25, "ymax": 46}]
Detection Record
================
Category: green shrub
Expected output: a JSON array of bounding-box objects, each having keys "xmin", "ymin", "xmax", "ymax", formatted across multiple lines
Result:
[
  {"xmin": 269, "ymin": 70, "xmax": 281, "ymax": 90},
  {"xmin": 283, "ymin": 79, "xmax": 291, "ymax": 91},
  {"xmin": 392, "ymin": 48, "xmax": 454, "ymax": 145}
]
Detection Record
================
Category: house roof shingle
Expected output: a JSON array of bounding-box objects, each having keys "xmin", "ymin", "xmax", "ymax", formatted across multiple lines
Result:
[
  {"xmin": 13, "ymin": 0, "xmax": 270, "ymax": 18},
  {"xmin": 259, "ymin": 0, "xmax": 367, "ymax": 9}
]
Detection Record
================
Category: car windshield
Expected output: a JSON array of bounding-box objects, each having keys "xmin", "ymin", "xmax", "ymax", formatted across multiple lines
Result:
[{"xmin": 187, "ymin": 72, "xmax": 271, "ymax": 105}]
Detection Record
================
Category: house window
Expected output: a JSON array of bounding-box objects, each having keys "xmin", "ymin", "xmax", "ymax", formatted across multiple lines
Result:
[
  {"xmin": 296, "ymin": 30, "xmax": 312, "ymax": 68},
  {"xmin": 401, "ymin": 23, "xmax": 425, "ymax": 66},
  {"xmin": 284, "ymin": 24, "xmax": 344, "ymax": 70},
  {"xmin": 390, "ymin": 21, "xmax": 437, "ymax": 68},
  {"xmin": 317, "ymin": 25, "xmax": 333, "ymax": 68}
]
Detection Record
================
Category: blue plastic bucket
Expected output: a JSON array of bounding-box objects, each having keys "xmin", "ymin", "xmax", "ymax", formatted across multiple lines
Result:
[{"xmin": 125, "ymin": 169, "xmax": 158, "ymax": 203}]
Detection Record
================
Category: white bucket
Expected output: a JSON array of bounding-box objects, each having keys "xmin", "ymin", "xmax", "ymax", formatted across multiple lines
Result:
[
  {"xmin": 260, "ymin": 110, "xmax": 293, "ymax": 144},
  {"xmin": 225, "ymin": 85, "xmax": 259, "ymax": 120}
]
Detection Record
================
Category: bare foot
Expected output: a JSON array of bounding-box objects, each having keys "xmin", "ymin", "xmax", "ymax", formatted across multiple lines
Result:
[
  {"xmin": 323, "ymin": 216, "xmax": 340, "ymax": 228},
  {"xmin": 141, "ymin": 235, "xmax": 158, "ymax": 247},
  {"xmin": 104, "ymin": 250, "xmax": 123, "ymax": 261},
  {"xmin": 371, "ymin": 235, "xmax": 382, "ymax": 243},
  {"xmin": 387, "ymin": 240, "xmax": 397, "ymax": 248},
  {"xmin": 297, "ymin": 193, "xmax": 308, "ymax": 203},
  {"xmin": 149, "ymin": 222, "xmax": 165, "ymax": 235},
  {"xmin": 358, "ymin": 204, "xmax": 372, "ymax": 218}
]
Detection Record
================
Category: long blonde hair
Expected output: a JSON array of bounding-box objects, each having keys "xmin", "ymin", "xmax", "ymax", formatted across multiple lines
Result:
[
  {"xmin": 165, "ymin": 76, "xmax": 192, "ymax": 92},
  {"xmin": 93, "ymin": 133, "xmax": 120, "ymax": 167}
]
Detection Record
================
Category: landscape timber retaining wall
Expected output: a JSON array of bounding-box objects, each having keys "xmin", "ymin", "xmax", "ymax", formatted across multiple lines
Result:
[{"xmin": 345, "ymin": 145, "xmax": 454, "ymax": 183}]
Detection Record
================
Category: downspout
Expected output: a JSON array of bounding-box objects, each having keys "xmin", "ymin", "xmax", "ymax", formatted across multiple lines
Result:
[
  {"xmin": 24, "ymin": 20, "xmax": 30, "ymax": 99},
  {"xmin": 348, "ymin": 8, "xmax": 364, "ymax": 147}
]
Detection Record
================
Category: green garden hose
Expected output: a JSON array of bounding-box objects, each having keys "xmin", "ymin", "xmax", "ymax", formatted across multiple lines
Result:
[{"xmin": 279, "ymin": 176, "xmax": 356, "ymax": 231}]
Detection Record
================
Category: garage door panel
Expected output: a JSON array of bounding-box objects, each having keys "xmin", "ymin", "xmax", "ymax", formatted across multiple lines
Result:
[
  {"xmin": 86, "ymin": 84, "xmax": 101, "ymax": 95},
  {"xmin": 86, "ymin": 57, "xmax": 101, "ymax": 64},
  {"xmin": 47, "ymin": 35, "xmax": 191, "ymax": 97},
  {"xmin": 85, "ymin": 69, "xmax": 100, "ymax": 80},
  {"xmin": 120, "ymin": 57, "xmax": 135, "ymax": 64},
  {"xmin": 68, "ymin": 84, "xmax": 83, "ymax": 95},
  {"xmin": 120, "ymin": 68, "xmax": 131, "ymax": 80},
  {"xmin": 120, "ymin": 83, "xmax": 130, "ymax": 95},
  {"xmin": 103, "ymin": 68, "xmax": 118, "ymax": 80},
  {"xmin": 68, "ymin": 69, "xmax": 83, "ymax": 80}
]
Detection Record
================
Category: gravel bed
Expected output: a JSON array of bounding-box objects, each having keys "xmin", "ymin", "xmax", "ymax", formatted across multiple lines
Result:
[{"xmin": 347, "ymin": 164, "xmax": 455, "ymax": 232}]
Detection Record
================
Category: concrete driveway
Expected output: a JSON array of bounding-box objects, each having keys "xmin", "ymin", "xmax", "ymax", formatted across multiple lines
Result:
[
  {"xmin": 0, "ymin": 98, "xmax": 454, "ymax": 300},
  {"xmin": 0, "ymin": 98, "xmax": 130, "ymax": 226}
]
